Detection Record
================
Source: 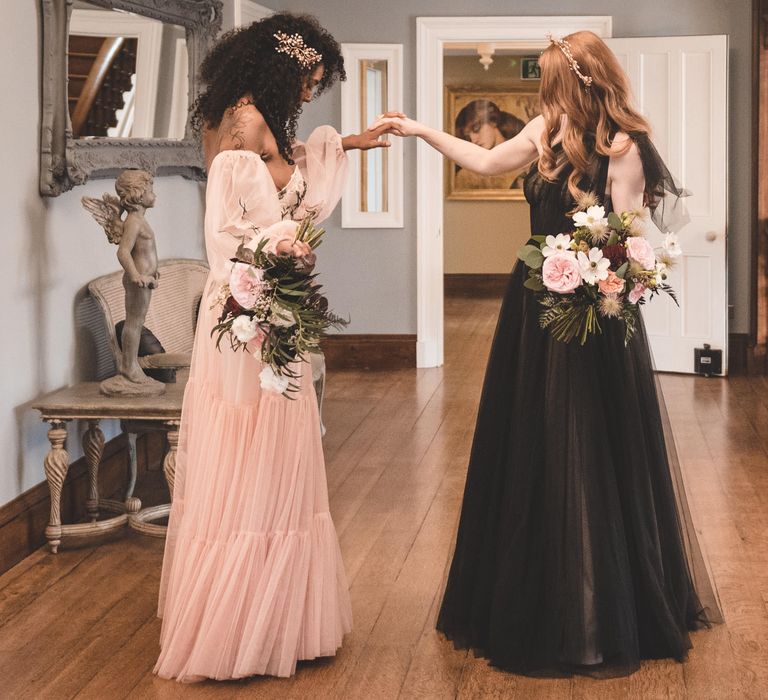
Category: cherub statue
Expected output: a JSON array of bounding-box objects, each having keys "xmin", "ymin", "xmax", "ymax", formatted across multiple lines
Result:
[{"xmin": 82, "ymin": 169, "xmax": 165, "ymax": 396}]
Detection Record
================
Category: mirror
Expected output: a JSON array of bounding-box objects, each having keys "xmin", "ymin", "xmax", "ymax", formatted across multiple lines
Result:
[
  {"xmin": 68, "ymin": 3, "xmax": 188, "ymax": 139},
  {"xmin": 40, "ymin": 0, "xmax": 223, "ymax": 196},
  {"xmin": 360, "ymin": 59, "xmax": 388, "ymax": 214},
  {"xmin": 341, "ymin": 44, "xmax": 403, "ymax": 229}
]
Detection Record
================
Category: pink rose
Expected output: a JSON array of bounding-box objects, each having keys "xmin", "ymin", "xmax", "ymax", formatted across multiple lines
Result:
[
  {"xmin": 625, "ymin": 237, "xmax": 656, "ymax": 270},
  {"xmin": 542, "ymin": 253, "xmax": 582, "ymax": 294},
  {"xmin": 229, "ymin": 262, "xmax": 266, "ymax": 308},
  {"xmin": 598, "ymin": 270, "xmax": 626, "ymax": 295},
  {"xmin": 248, "ymin": 328, "xmax": 266, "ymax": 350},
  {"xmin": 628, "ymin": 283, "xmax": 646, "ymax": 304}
]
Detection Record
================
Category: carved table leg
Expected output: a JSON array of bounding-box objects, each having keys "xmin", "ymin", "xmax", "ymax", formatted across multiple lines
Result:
[
  {"xmin": 124, "ymin": 431, "xmax": 141, "ymax": 514},
  {"xmin": 163, "ymin": 421, "xmax": 180, "ymax": 500},
  {"xmin": 44, "ymin": 420, "xmax": 70, "ymax": 553},
  {"xmin": 83, "ymin": 419, "xmax": 104, "ymax": 521}
]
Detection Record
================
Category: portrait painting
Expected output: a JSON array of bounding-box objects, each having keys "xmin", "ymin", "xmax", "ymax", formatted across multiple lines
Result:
[{"xmin": 445, "ymin": 89, "xmax": 540, "ymax": 200}]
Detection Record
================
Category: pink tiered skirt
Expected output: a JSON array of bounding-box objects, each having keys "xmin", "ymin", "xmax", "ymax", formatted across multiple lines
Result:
[{"xmin": 154, "ymin": 295, "xmax": 352, "ymax": 682}]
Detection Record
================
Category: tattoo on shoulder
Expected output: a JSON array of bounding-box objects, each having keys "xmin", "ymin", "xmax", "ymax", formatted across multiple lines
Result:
[
  {"xmin": 219, "ymin": 110, "xmax": 249, "ymax": 151},
  {"xmin": 218, "ymin": 101, "xmax": 263, "ymax": 152}
]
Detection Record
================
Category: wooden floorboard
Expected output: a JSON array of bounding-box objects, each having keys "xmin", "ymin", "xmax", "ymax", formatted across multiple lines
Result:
[{"xmin": 1, "ymin": 293, "xmax": 767, "ymax": 699}]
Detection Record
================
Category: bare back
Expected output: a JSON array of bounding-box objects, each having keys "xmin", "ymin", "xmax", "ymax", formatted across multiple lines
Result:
[
  {"xmin": 526, "ymin": 116, "xmax": 645, "ymax": 210},
  {"xmin": 203, "ymin": 101, "xmax": 295, "ymax": 191}
]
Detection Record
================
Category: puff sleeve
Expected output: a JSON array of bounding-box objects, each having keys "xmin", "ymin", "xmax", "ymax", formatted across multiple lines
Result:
[
  {"xmin": 292, "ymin": 126, "xmax": 348, "ymax": 224},
  {"xmin": 205, "ymin": 152, "xmax": 296, "ymax": 256}
]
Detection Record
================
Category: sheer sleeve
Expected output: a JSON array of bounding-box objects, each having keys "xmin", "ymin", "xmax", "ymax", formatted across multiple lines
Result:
[
  {"xmin": 634, "ymin": 133, "xmax": 691, "ymax": 233},
  {"xmin": 292, "ymin": 125, "xmax": 348, "ymax": 223},
  {"xmin": 206, "ymin": 151, "xmax": 295, "ymax": 255}
]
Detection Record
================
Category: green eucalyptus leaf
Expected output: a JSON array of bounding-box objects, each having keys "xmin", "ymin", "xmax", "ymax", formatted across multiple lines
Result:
[
  {"xmin": 517, "ymin": 244, "xmax": 540, "ymax": 262},
  {"xmin": 524, "ymin": 249, "xmax": 545, "ymax": 270},
  {"xmin": 607, "ymin": 212, "xmax": 622, "ymax": 230},
  {"xmin": 524, "ymin": 276, "xmax": 545, "ymax": 291}
]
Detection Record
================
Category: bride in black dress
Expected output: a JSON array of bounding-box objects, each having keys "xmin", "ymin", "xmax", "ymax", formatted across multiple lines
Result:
[{"xmin": 377, "ymin": 30, "xmax": 722, "ymax": 677}]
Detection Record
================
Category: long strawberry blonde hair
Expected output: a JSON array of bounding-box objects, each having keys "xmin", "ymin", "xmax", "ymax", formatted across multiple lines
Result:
[{"xmin": 538, "ymin": 31, "xmax": 651, "ymax": 203}]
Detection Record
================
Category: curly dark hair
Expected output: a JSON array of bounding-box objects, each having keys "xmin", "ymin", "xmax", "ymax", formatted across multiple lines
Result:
[{"xmin": 191, "ymin": 13, "xmax": 345, "ymax": 163}]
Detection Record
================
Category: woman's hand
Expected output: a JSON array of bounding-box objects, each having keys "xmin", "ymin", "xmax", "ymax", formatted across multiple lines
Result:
[
  {"xmin": 370, "ymin": 114, "xmax": 542, "ymax": 176},
  {"xmin": 342, "ymin": 111, "xmax": 405, "ymax": 151},
  {"xmin": 369, "ymin": 115, "xmax": 426, "ymax": 138},
  {"xmin": 276, "ymin": 239, "xmax": 312, "ymax": 257}
]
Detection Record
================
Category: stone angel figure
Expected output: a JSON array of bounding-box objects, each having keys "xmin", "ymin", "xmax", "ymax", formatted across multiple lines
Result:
[{"xmin": 82, "ymin": 169, "xmax": 164, "ymax": 396}]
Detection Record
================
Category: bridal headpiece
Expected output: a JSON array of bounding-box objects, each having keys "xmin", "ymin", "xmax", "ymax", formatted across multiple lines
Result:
[
  {"xmin": 273, "ymin": 31, "xmax": 322, "ymax": 69},
  {"xmin": 546, "ymin": 33, "xmax": 593, "ymax": 88}
]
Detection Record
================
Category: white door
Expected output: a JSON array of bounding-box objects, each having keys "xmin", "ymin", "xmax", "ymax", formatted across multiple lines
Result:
[{"xmin": 606, "ymin": 36, "xmax": 728, "ymax": 374}]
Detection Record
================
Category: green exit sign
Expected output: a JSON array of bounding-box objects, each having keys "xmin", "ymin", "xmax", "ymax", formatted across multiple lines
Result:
[{"xmin": 521, "ymin": 57, "xmax": 541, "ymax": 80}]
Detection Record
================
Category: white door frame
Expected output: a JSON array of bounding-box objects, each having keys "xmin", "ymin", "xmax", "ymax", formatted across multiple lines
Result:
[{"xmin": 415, "ymin": 16, "xmax": 613, "ymax": 368}]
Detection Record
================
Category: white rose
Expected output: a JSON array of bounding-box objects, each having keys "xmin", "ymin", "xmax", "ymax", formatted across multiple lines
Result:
[
  {"xmin": 663, "ymin": 232, "xmax": 683, "ymax": 258},
  {"xmin": 259, "ymin": 365, "xmax": 290, "ymax": 394},
  {"xmin": 231, "ymin": 315, "xmax": 259, "ymax": 342}
]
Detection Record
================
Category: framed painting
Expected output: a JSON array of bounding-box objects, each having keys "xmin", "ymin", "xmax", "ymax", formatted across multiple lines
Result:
[{"xmin": 445, "ymin": 88, "xmax": 540, "ymax": 201}]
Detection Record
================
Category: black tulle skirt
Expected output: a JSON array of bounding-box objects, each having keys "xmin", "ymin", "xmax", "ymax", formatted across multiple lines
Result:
[{"xmin": 436, "ymin": 262, "xmax": 721, "ymax": 678}]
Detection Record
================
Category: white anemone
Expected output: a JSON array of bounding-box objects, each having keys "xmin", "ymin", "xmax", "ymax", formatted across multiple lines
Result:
[
  {"xmin": 577, "ymin": 247, "xmax": 611, "ymax": 285},
  {"xmin": 542, "ymin": 233, "xmax": 575, "ymax": 258},
  {"xmin": 572, "ymin": 205, "xmax": 608, "ymax": 236}
]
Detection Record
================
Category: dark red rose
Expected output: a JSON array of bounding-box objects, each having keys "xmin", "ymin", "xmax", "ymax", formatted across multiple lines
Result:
[
  {"xmin": 602, "ymin": 244, "xmax": 627, "ymax": 270},
  {"xmin": 219, "ymin": 296, "xmax": 245, "ymax": 323}
]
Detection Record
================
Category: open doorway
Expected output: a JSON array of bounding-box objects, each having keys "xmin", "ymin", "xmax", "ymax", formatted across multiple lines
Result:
[
  {"xmin": 442, "ymin": 45, "xmax": 541, "ymax": 300},
  {"xmin": 414, "ymin": 16, "xmax": 613, "ymax": 368},
  {"xmin": 416, "ymin": 17, "xmax": 729, "ymax": 375}
]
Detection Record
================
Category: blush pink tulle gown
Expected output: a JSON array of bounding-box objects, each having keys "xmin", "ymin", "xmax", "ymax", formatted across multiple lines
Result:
[{"xmin": 154, "ymin": 126, "xmax": 353, "ymax": 682}]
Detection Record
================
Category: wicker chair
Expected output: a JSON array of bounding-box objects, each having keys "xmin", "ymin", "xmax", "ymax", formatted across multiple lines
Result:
[{"xmin": 88, "ymin": 258, "xmax": 210, "ymax": 374}]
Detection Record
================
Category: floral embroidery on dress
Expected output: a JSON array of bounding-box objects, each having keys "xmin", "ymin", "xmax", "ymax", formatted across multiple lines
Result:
[{"xmin": 278, "ymin": 170, "xmax": 308, "ymax": 221}]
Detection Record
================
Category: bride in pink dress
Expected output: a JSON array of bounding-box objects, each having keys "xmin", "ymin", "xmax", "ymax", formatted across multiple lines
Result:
[{"xmin": 154, "ymin": 14, "xmax": 395, "ymax": 682}]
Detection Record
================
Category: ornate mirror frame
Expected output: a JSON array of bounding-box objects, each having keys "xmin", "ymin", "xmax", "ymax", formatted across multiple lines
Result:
[{"xmin": 40, "ymin": 0, "xmax": 223, "ymax": 196}]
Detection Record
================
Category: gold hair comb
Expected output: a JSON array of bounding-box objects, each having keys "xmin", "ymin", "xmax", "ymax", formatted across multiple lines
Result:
[
  {"xmin": 273, "ymin": 31, "xmax": 322, "ymax": 69},
  {"xmin": 546, "ymin": 33, "xmax": 593, "ymax": 88}
]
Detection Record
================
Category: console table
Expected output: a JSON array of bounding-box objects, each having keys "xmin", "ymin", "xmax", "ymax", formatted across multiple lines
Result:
[{"xmin": 32, "ymin": 380, "xmax": 185, "ymax": 552}]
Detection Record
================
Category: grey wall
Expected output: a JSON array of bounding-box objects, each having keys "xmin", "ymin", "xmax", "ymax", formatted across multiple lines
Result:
[
  {"xmin": 0, "ymin": 3, "xmax": 205, "ymax": 509},
  {"xmin": 273, "ymin": 0, "xmax": 753, "ymax": 335}
]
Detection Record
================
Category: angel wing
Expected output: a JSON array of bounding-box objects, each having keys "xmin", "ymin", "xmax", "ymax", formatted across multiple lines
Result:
[{"xmin": 81, "ymin": 193, "xmax": 124, "ymax": 244}]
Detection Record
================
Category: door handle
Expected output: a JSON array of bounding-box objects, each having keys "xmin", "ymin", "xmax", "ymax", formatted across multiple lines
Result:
[{"xmin": 705, "ymin": 231, "xmax": 717, "ymax": 242}]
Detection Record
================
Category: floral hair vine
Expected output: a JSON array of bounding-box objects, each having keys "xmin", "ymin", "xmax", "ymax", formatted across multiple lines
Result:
[
  {"xmin": 273, "ymin": 31, "xmax": 322, "ymax": 69},
  {"xmin": 546, "ymin": 33, "xmax": 593, "ymax": 88}
]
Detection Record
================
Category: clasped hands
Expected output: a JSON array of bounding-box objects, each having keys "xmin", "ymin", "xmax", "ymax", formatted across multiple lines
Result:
[
  {"xmin": 341, "ymin": 110, "xmax": 424, "ymax": 152},
  {"xmin": 278, "ymin": 111, "xmax": 421, "ymax": 259}
]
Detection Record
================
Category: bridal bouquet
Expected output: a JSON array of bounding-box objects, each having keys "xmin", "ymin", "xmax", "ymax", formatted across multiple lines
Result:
[
  {"xmin": 517, "ymin": 197, "xmax": 682, "ymax": 345},
  {"xmin": 212, "ymin": 216, "xmax": 347, "ymax": 397}
]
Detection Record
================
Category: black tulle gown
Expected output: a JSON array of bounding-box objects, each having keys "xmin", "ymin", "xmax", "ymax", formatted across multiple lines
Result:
[{"xmin": 436, "ymin": 134, "xmax": 722, "ymax": 678}]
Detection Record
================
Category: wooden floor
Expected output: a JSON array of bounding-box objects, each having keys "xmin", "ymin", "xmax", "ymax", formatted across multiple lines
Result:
[{"xmin": 2, "ymin": 293, "xmax": 768, "ymax": 699}]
